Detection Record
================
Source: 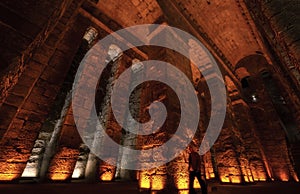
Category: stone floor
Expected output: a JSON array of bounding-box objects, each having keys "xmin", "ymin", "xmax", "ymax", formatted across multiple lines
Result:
[{"xmin": 0, "ymin": 181, "xmax": 299, "ymax": 194}]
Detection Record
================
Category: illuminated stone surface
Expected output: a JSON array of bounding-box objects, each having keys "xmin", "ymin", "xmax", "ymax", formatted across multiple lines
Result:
[{"xmin": 0, "ymin": 0, "xmax": 299, "ymax": 193}]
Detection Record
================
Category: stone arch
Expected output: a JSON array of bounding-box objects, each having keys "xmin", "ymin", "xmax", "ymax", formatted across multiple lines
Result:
[
  {"xmin": 234, "ymin": 54, "xmax": 299, "ymax": 181},
  {"xmin": 235, "ymin": 54, "xmax": 270, "ymax": 78}
]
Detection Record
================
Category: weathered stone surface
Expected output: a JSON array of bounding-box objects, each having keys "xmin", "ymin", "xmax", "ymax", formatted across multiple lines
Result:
[{"xmin": 0, "ymin": 0, "xmax": 300, "ymax": 189}]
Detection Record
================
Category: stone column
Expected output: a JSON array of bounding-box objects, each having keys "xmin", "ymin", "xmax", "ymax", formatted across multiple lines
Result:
[
  {"xmin": 116, "ymin": 59, "xmax": 143, "ymax": 180},
  {"xmin": 84, "ymin": 45, "xmax": 123, "ymax": 182},
  {"xmin": 137, "ymin": 27, "xmax": 194, "ymax": 192}
]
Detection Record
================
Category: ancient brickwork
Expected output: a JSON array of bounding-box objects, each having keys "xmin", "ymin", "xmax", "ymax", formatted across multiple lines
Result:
[
  {"xmin": 0, "ymin": 0, "xmax": 299, "ymax": 189},
  {"xmin": 243, "ymin": 74, "xmax": 296, "ymax": 181},
  {"xmin": 0, "ymin": 0, "xmax": 73, "ymax": 106},
  {"xmin": 46, "ymin": 105, "xmax": 82, "ymax": 181},
  {"xmin": 229, "ymin": 98, "xmax": 267, "ymax": 181},
  {"xmin": 245, "ymin": 0, "xmax": 300, "ymax": 88},
  {"xmin": 167, "ymin": 0, "xmax": 262, "ymax": 66},
  {"xmin": 136, "ymin": 29, "xmax": 196, "ymax": 191},
  {"xmin": 97, "ymin": 0, "xmax": 162, "ymax": 27},
  {"xmin": 0, "ymin": 0, "xmax": 89, "ymax": 181}
]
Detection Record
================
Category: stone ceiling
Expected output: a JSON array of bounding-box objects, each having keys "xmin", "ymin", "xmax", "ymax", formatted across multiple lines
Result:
[{"xmin": 89, "ymin": 0, "xmax": 268, "ymax": 68}]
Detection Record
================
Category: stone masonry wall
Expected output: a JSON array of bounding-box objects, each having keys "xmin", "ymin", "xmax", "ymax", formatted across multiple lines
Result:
[{"xmin": 0, "ymin": 1, "xmax": 89, "ymax": 181}]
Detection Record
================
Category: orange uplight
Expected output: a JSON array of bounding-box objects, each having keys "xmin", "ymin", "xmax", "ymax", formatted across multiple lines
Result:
[
  {"xmin": 193, "ymin": 178, "xmax": 201, "ymax": 188},
  {"xmin": 292, "ymin": 173, "xmax": 299, "ymax": 182},
  {"xmin": 244, "ymin": 173, "xmax": 254, "ymax": 182},
  {"xmin": 50, "ymin": 173, "xmax": 69, "ymax": 181},
  {"xmin": 0, "ymin": 163, "xmax": 20, "ymax": 181},
  {"xmin": 249, "ymin": 176, "xmax": 254, "ymax": 182},
  {"xmin": 139, "ymin": 172, "xmax": 165, "ymax": 190},
  {"xmin": 246, "ymin": 169, "xmax": 254, "ymax": 182},
  {"xmin": 220, "ymin": 176, "xmax": 230, "ymax": 183},
  {"xmin": 178, "ymin": 191, "xmax": 189, "ymax": 194},
  {"xmin": 175, "ymin": 175, "xmax": 189, "ymax": 190},
  {"xmin": 174, "ymin": 174, "xmax": 201, "ymax": 189},
  {"xmin": 205, "ymin": 167, "xmax": 215, "ymax": 180},
  {"xmin": 203, "ymin": 152, "xmax": 215, "ymax": 180},
  {"xmin": 220, "ymin": 175, "xmax": 241, "ymax": 183},
  {"xmin": 279, "ymin": 172, "xmax": 289, "ymax": 182},
  {"xmin": 251, "ymin": 169, "xmax": 267, "ymax": 181},
  {"xmin": 152, "ymin": 175, "xmax": 166, "ymax": 190},
  {"xmin": 0, "ymin": 174, "xmax": 18, "ymax": 181},
  {"xmin": 139, "ymin": 172, "xmax": 151, "ymax": 189},
  {"xmin": 207, "ymin": 172, "xmax": 215, "ymax": 179},
  {"xmin": 241, "ymin": 167, "xmax": 254, "ymax": 183},
  {"xmin": 100, "ymin": 171, "xmax": 114, "ymax": 181},
  {"xmin": 231, "ymin": 177, "xmax": 241, "ymax": 183},
  {"xmin": 253, "ymin": 172, "xmax": 267, "ymax": 181}
]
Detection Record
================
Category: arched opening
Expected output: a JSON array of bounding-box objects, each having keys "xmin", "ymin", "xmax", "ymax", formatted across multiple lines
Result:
[{"xmin": 235, "ymin": 54, "xmax": 299, "ymax": 181}]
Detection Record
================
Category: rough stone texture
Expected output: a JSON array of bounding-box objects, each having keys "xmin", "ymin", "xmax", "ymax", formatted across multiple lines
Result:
[
  {"xmin": 0, "ymin": 1, "xmax": 88, "ymax": 181},
  {"xmin": 97, "ymin": 0, "xmax": 163, "ymax": 27},
  {"xmin": 0, "ymin": 0, "xmax": 73, "ymax": 106},
  {"xmin": 21, "ymin": 132, "xmax": 51, "ymax": 178},
  {"xmin": 116, "ymin": 58, "xmax": 143, "ymax": 180},
  {"xmin": 171, "ymin": 0, "xmax": 262, "ymax": 66},
  {"xmin": 46, "ymin": 105, "xmax": 82, "ymax": 181},
  {"xmin": 47, "ymin": 147, "xmax": 79, "ymax": 181},
  {"xmin": 245, "ymin": 0, "xmax": 300, "ymax": 89},
  {"xmin": 0, "ymin": 0, "xmax": 300, "ymax": 191},
  {"xmin": 135, "ymin": 30, "xmax": 195, "ymax": 191},
  {"xmin": 241, "ymin": 73, "xmax": 297, "ymax": 181}
]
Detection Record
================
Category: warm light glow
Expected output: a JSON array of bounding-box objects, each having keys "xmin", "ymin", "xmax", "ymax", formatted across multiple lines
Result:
[
  {"xmin": 218, "ymin": 166, "xmax": 242, "ymax": 183},
  {"xmin": 279, "ymin": 172, "xmax": 289, "ymax": 182},
  {"xmin": 253, "ymin": 172, "xmax": 267, "ymax": 181},
  {"xmin": 174, "ymin": 174, "xmax": 201, "ymax": 189},
  {"xmin": 220, "ymin": 175, "xmax": 241, "ymax": 183},
  {"xmin": 292, "ymin": 174, "xmax": 299, "ymax": 182},
  {"xmin": 178, "ymin": 191, "xmax": 189, "ymax": 194},
  {"xmin": 0, "ymin": 174, "xmax": 18, "ymax": 181},
  {"xmin": 193, "ymin": 178, "xmax": 201, "ymax": 188},
  {"xmin": 100, "ymin": 171, "xmax": 114, "ymax": 181},
  {"xmin": 0, "ymin": 163, "xmax": 20, "ymax": 181},
  {"xmin": 139, "ymin": 172, "xmax": 151, "ymax": 189},
  {"xmin": 244, "ymin": 173, "xmax": 254, "ymax": 182},
  {"xmin": 254, "ymin": 177, "xmax": 267, "ymax": 181},
  {"xmin": 48, "ymin": 148, "xmax": 79, "ymax": 181},
  {"xmin": 241, "ymin": 167, "xmax": 254, "ymax": 183},
  {"xmin": 251, "ymin": 169, "xmax": 267, "ymax": 181},
  {"xmin": 175, "ymin": 174, "xmax": 189, "ymax": 190},
  {"xmin": 246, "ymin": 168, "xmax": 254, "ymax": 182},
  {"xmin": 221, "ymin": 176, "xmax": 230, "ymax": 183},
  {"xmin": 173, "ymin": 163, "xmax": 202, "ymax": 190},
  {"xmin": 203, "ymin": 152, "xmax": 215, "ymax": 180},
  {"xmin": 249, "ymin": 176, "xmax": 254, "ymax": 182},
  {"xmin": 231, "ymin": 177, "xmax": 241, "ymax": 183},
  {"xmin": 151, "ymin": 175, "xmax": 165, "ymax": 190},
  {"xmin": 50, "ymin": 173, "xmax": 69, "ymax": 181},
  {"xmin": 138, "ymin": 172, "xmax": 165, "ymax": 190}
]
